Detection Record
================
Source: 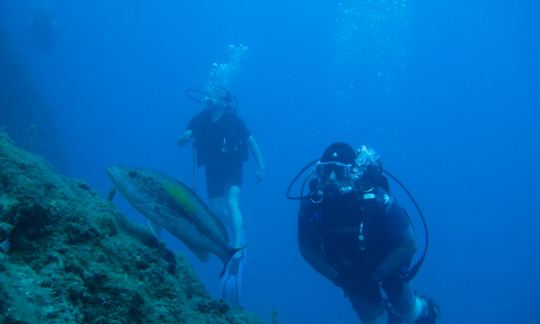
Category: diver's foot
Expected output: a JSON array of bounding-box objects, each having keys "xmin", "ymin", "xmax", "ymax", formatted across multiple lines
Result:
[{"xmin": 415, "ymin": 295, "xmax": 439, "ymax": 324}]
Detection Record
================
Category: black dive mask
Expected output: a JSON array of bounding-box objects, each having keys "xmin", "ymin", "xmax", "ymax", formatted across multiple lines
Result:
[
  {"xmin": 315, "ymin": 161, "xmax": 353, "ymax": 180},
  {"xmin": 185, "ymin": 88, "xmax": 238, "ymax": 112}
]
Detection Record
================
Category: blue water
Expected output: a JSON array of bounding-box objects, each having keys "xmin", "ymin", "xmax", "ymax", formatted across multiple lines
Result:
[{"xmin": 1, "ymin": 1, "xmax": 539, "ymax": 323}]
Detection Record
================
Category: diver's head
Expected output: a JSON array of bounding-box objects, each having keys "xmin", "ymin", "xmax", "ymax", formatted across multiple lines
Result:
[
  {"xmin": 204, "ymin": 86, "xmax": 235, "ymax": 111},
  {"xmin": 315, "ymin": 142, "xmax": 360, "ymax": 197}
]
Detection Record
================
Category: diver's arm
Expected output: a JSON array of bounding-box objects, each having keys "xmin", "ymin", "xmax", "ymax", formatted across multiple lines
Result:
[
  {"xmin": 177, "ymin": 130, "xmax": 193, "ymax": 147},
  {"xmin": 298, "ymin": 210, "xmax": 339, "ymax": 283},
  {"xmin": 246, "ymin": 135, "xmax": 265, "ymax": 182},
  {"xmin": 299, "ymin": 242, "xmax": 339, "ymax": 283},
  {"xmin": 372, "ymin": 228, "xmax": 417, "ymax": 282}
]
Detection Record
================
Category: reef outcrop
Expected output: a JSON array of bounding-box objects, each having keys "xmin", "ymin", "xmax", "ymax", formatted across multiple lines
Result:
[{"xmin": 0, "ymin": 131, "xmax": 261, "ymax": 323}]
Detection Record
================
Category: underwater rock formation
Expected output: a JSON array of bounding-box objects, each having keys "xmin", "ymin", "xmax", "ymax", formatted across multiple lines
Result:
[{"xmin": 0, "ymin": 131, "xmax": 261, "ymax": 323}]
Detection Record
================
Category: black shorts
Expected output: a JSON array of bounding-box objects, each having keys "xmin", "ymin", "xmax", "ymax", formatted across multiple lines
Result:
[
  {"xmin": 341, "ymin": 266, "xmax": 415, "ymax": 321},
  {"xmin": 340, "ymin": 262, "xmax": 410, "ymax": 304},
  {"xmin": 205, "ymin": 161, "xmax": 243, "ymax": 199}
]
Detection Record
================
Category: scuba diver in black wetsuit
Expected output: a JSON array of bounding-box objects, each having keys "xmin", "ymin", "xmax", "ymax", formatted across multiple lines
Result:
[{"xmin": 291, "ymin": 142, "xmax": 439, "ymax": 323}]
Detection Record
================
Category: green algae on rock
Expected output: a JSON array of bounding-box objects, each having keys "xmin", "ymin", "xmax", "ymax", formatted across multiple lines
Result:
[{"xmin": 0, "ymin": 131, "xmax": 262, "ymax": 323}]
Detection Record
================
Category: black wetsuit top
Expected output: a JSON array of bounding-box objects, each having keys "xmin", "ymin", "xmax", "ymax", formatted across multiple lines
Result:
[
  {"xmin": 186, "ymin": 109, "xmax": 251, "ymax": 198},
  {"xmin": 187, "ymin": 109, "xmax": 250, "ymax": 166},
  {"xmin": 298, "ymin": 177, "xmax": 411, "ymax": 285}
]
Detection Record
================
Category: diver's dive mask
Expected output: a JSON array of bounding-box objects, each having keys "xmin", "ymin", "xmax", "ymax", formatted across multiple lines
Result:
[
  {"xmin": 204, "ymin": 95, "xmax": 228, "ymax": 109},
  {"xmin": 315, "ymin": 161, "xmax": 353, "ymax": 181},
  {"xmin": 203, "ymin": 95, "xmax": 217, "ymax": 106},
  {"xmin": 312, "ymin": 161, "xmax": 358, "ymax": 202},
  {"xmin": 185, "ymin": 87, "xmax": 238, "ymax": 112},
  {"xmin": 285, "ymin": 142, "xmax": 364, "ymax": 201}
]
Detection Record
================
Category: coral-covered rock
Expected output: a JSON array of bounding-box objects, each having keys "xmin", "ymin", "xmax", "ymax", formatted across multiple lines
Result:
[{"xmin": 0, "ymin": 131, "xmax": 262, "ymax": 323}]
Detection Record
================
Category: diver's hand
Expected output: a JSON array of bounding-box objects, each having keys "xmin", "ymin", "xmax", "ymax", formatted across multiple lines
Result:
[{"xmin": 177, "ymin": 130, "xmax": 193, "ymax": 147}]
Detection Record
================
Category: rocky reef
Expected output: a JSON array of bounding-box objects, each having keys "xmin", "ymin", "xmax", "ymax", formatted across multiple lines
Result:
[{"xmin": 0, "ymin": 131, "xmax": 261, "ymax": 323}]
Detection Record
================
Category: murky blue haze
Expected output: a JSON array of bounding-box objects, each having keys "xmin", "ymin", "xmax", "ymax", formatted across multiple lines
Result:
[{"xmin": 1, "ymin": 0, "xmax": 539, "ymax": 323}]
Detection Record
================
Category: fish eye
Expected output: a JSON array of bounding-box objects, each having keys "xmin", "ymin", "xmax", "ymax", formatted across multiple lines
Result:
[{"xmin": 128, "ymin": 171, "xmax": 138, "ymax": 178}]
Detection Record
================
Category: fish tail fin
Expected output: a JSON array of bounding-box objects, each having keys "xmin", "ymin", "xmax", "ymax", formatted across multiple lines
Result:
[{"xmin": 218, "ymin": 246, "xmax": 244, "ymax": 279}]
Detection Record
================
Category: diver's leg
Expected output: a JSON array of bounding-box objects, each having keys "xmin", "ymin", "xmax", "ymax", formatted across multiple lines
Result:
[
  {"xmin": 221, "ymin": 185, "xmax": 246, "ymax": 307},
  {"xmin": 224, "ymin": 159, "xmax": 244, "ymax": 248},
  {"xmin": 226, "ymin": 186, "xmax": 244, "ymax": 248},
  {"xmin": 209, "ymin": 197, "xmax": 227, "ymax": 219},
  {"xmin": 382, "ymin": 272, "xmax": 428, "ymax": 323},
  {"xmin": 345, "ymin": 282, "xmax": 388, "ymax": 324},
  {"xmin": 206, "ymin": 164, "xmax": 228, "ymax": 219}
]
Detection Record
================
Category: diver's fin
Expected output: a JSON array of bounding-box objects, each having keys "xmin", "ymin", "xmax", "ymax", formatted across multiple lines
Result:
[
  {"xmin": 108, "ymin": 188, "xmax": 117, "ymax": 203},
  {"xmin": 221, "ymin": 264, "xmax": 242, "ymax": 306},
  {"xmin": 219, "ymin": 246, "xmax": 244, "ymax": 278}
]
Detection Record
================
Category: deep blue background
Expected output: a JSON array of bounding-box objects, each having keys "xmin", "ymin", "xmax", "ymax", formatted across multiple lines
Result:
[{"xmin": 1, "ymin": 0, "xmax": 539, "ymax": 323}]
